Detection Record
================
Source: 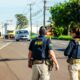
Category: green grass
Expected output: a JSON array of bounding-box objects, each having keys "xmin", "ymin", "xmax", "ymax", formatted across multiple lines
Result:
[
  {"xmin": 58, "ymin": 35, "xmax": 72, "ymax": 40},
  {"xmin": 46, "ymin": 36, "xmax": 54, "ymax": 39},
  {"xmin": 31, "ymin": 33, "xmax": 38, "ymax": 39},
  {"xmin": 31, "ymin": 33, "xmax": 72, "ymax": 41}
]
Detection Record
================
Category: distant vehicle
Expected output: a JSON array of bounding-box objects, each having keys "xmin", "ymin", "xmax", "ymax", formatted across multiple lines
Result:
[
  {"xmin": 4, "ymin": 30, "xmax": 15, "ymax": 39},
  {"xmin": 15, "ymin": 29, "xmax": 30, "ymax": 41},
  {"xmin": 8, "ymin": 30, "xmax": 15, "ymax": 39}
]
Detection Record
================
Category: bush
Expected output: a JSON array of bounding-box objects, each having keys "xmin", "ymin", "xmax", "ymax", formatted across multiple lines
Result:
[
  {"xmin": 46, "ymin": 35, "xmax": 54, "ymax": 39},
  {"xmin": 54, "ymin": 27, "xmax": 64, "ymax": 36},
  {"xmin": 58, "ymin": 35, "xmax": 72, "ymax": 40},
  {"xmin": 31, "ymin": 33, "xmax": 38, "ymax": 39}
]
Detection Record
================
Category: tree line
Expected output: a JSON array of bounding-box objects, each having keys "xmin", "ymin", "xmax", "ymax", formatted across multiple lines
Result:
[{"xmin": 49, "ymin": 0, "xmax": 80, "ymax": 36}]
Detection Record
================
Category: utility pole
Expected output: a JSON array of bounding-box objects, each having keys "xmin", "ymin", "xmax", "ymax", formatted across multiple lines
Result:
[
  {"xmin": 4, "ymin": 23, "xmax": 8, "ymax": 39},
  {"xmin": 43, "ymin": 0, "xmax": 46, "ymax": 27},
  {"xmin": 29, "ymin": 4, "xmax": 32, "ymax": 38}
]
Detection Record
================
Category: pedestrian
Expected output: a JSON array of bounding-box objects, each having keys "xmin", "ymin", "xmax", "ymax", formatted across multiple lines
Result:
[
  {"xmin": 28, "ymin": 26, "xmax": 59, "ymax": 80},
  {"xmin": 64, "ymin": 27, "xmax": 80, "ymax": 80}
]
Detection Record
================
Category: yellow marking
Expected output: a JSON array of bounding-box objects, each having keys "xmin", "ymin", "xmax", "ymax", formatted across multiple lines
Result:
[{"xmin": 35, "ymin": 41, "xmax": 43, "ymax": 45}]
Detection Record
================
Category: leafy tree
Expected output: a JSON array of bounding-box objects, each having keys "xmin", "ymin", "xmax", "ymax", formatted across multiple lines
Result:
[
  {"xmin": 15, "ymin": 14, "xmax": 28, "ymax": 29},
  {"xmin": 54, "ymin": 27, "xmax": 64, "ymax": 36},
  {"xmin": 50, "ymin": 0, "xmax": 80, "ymax": 35}
]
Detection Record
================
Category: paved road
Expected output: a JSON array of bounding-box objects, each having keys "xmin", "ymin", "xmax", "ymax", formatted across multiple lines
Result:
[{"xmin": 0, "ymin": 39, "xmax": 70, "ymax": 80}]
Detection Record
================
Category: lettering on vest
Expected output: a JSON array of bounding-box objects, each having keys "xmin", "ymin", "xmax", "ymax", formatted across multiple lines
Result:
[{"xmin": 35, "ymin": 41, "xmax": 43, "ymax": 45}]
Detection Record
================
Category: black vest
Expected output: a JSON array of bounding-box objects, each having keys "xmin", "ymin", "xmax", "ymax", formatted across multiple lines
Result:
[{"xmin": 32, "ymin": 36, "xmax": 49, "ymax": 60}]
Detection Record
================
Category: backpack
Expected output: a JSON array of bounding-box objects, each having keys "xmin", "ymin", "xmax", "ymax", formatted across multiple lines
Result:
[
  {"xmin": 32, "ymin": 37, "xmax": 48, "ymax": 60},
  {"xmin": 64, "ymin": 40, "xmax": 80, "ymax": 59},
  {"xmin": 73, "ymin": 41, "xmax": 80, "ymax": 59}
]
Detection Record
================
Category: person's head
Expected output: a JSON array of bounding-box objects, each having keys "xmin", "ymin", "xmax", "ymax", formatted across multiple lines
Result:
[
  {"xmin": 70, "ymin": 27, "xmax": 80, "ymax": 38},
  {"xmin": 39, "ymin": 26, "xmax": 47, "ymax": 35}
]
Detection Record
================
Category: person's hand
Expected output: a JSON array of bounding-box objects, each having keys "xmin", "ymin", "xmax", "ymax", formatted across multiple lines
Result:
[
  {"xmin": 55, "ymin": 64, "xmax": 59, "ymax": 71},
  {"xmin": 28, "ymin": 60, "xmax": 32, "ymax": 68},
  {"xmin": 28, "ymin": 63, "xmax": 32, "ymax": 68}
]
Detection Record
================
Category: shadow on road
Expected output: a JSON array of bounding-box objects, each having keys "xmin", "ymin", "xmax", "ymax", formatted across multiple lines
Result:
[
  {"xmin": 55, "ymin": 48, "xmax": 65, "ymax": 51},
  {"xmin": 0, "ymin": 57, "xmax": 66, "ymax": 62},
  {"xmin": 0, "ymin": 58, "xmax": 28, "ymax": 62}
]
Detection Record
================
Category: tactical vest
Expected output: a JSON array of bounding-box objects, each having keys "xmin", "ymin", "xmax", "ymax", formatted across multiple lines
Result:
[
  {"xmin": 32, "ymin": 36, "xmax": 48, "ymax": 60},
  {"xmin": 69, "ymin": 41, "xmax": 80, "ymax": 59}
]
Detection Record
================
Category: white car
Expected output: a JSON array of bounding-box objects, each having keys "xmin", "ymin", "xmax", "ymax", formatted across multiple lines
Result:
[{"xmin": 15, "ymin": 29, "xmax": 30, "ymax": 41}]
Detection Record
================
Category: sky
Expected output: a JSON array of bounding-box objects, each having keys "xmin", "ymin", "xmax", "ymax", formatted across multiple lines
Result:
[{"xmin": 0, "ymin": 0, "xmax": 68, "ymax": 26}]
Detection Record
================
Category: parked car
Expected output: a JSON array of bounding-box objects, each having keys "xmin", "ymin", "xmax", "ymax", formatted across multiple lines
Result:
[{"xmin": 15, "ymin": 29, "xmax": 30, "ymax": 41}]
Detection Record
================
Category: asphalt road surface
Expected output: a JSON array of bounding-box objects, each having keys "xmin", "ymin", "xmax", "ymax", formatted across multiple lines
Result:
[{"xmin": 0, "ymin": 39, "xmax": 70, "ymax": 80}]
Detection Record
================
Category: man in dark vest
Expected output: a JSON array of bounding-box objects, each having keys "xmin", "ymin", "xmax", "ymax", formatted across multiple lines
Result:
[{"xmin": 28, "ymin": 26, "xmax": 59, "ymax": 80}]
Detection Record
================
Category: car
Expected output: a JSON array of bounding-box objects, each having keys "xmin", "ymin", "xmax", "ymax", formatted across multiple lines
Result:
[{"xmin": 15, "ymin": 29, "xmax": 30, "ymax": 41}]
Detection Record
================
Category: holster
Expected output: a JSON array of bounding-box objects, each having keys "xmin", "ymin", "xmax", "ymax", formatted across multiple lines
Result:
[
  {"xmin": 28, "ymin": 59, "xmax": 33, "ymax": 68},
  {"xmin": 67, "ymin": 58, "xmax": 80, "ymax": 64},
  {"xmin": 45, "ymin": 59, "xmax": 53, "ymax": 71}
]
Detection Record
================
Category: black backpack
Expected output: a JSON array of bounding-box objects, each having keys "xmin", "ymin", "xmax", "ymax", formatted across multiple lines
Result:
[
  {"xmin": 72, "ymin": 41, "xmax": 80, "ymax": 59},
  {"xmin": 32, "ymin": 37, "xmax": 48, "ymax": 60},
  {"xmin": 64, "ymin": 40, "xmax": 80, "ymax": 59}
]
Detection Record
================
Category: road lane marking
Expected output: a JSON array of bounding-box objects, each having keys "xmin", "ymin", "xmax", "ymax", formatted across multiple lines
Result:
[{"xmin": 0, "ymin": 42, "xmax": 12, "ymax": 50}]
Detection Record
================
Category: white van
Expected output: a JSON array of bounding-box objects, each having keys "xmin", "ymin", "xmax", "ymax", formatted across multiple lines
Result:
[{"xmin": 15, "ymin": 29, "xmax": 30, "ymax": 41}]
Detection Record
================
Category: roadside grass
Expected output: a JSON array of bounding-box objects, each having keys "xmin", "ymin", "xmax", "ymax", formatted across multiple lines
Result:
[
  {"xmin": 31, "ymin": 33, "xmax": 38, "ymax": 39},
  {"xmin": 52, "ymin": 35, "xmax": 72, "ymax": 40},
  {"xmin": 30, "ymin": 33, "xmax": 72, "ymax": 41},
  {"xmin": 58, "ymin": 35, "xmax": 72, "ymax": 40}
]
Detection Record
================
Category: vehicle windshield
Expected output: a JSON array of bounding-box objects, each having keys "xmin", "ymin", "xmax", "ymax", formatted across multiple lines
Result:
[{"xmin": 16, "ymin": 30, "xmax": 29, "ymax": 34}]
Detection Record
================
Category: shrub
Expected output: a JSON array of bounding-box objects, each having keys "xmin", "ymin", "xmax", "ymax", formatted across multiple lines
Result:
[
  {"xmin": 31, "ymin": 33, "xmax": 38, "ymax": 39},
  {"xmin": 58, "ymin": 35, "xmax": 72, "ymax": 40},
  {"xmin": 54, "ymin": 27, "xmax": 64, "ymax": 36}
]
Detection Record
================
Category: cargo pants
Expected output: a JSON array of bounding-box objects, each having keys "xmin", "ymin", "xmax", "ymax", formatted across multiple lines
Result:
[
  {"xmin": 68, "ymin": 63, "xmax": 80, "ymax": 80},
  {"xmin": 32, "ymin": 63, "xmax": 50, "ymax": 80}
]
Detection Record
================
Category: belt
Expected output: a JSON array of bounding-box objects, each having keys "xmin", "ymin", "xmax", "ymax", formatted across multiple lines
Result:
[
  {"xmin": 69, "ymin": 59, "xmax": 80, "ymax": 64},
  {"xmin": 33, "ymin": 60, "xmax": 45, "ymax": 64}
]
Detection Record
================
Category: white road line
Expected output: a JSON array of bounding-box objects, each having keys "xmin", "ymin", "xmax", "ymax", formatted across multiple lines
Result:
[{"xmin": 0, "ymin": 42, "xmax": 12, "ymax": 50}]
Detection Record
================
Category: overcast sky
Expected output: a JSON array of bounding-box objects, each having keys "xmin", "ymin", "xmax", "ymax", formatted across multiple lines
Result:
[{"xmin": 0, "ymin": 0, "xmax": 68, "ymax": 26}]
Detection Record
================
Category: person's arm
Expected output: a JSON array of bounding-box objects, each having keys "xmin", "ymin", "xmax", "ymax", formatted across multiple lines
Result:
[
  {"xmin": 49, "ymin": 50, "xmax": 59, "ymax": 71},
  {"xmin": 28, "ymin": 50, "xmax": 32, "ymax": 60},
  {"xmin": 47, "ymin": 39, "xmax": 59, "ymax": 70},
  {"xmin": 28, "ymin": 40, "xmax": 33, "ymax": 68},
  {"xmin": 28, "ymin": 50, "xmax": 33, "ymax": 68},
  {"xmin": 28, "ymin": 40, "xmax": 33, "ymax": 59}
]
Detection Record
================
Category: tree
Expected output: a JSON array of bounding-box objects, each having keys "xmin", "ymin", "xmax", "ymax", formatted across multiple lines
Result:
[
  {"xmin": 50, "ymin": 0, "xmax": 80, "ymax": 35},
  {"xmin": 15, "ymin": 14, "xmax": 28, "ymax": 29},
  {"xmin": 54, "ymin": 27, "xmax": 64, "ymax": 36}
]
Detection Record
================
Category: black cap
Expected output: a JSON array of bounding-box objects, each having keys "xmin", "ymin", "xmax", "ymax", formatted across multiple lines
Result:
[{"xmin": 39, "ymin": 26, "xmax": 47, "ymax": 35}]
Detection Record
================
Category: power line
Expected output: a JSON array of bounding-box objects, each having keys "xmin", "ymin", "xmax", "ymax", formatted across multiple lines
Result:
[
  {"xmin": 32, "ymin": 9, "xmax": 43, "ymax": 17},
  {"xmin": 33, "ymin": 0, "xmax": 43, "ymax": 5},
  {"xmin": 25, "ymin": 0, "xmax": 51, "ymax": 27}
]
